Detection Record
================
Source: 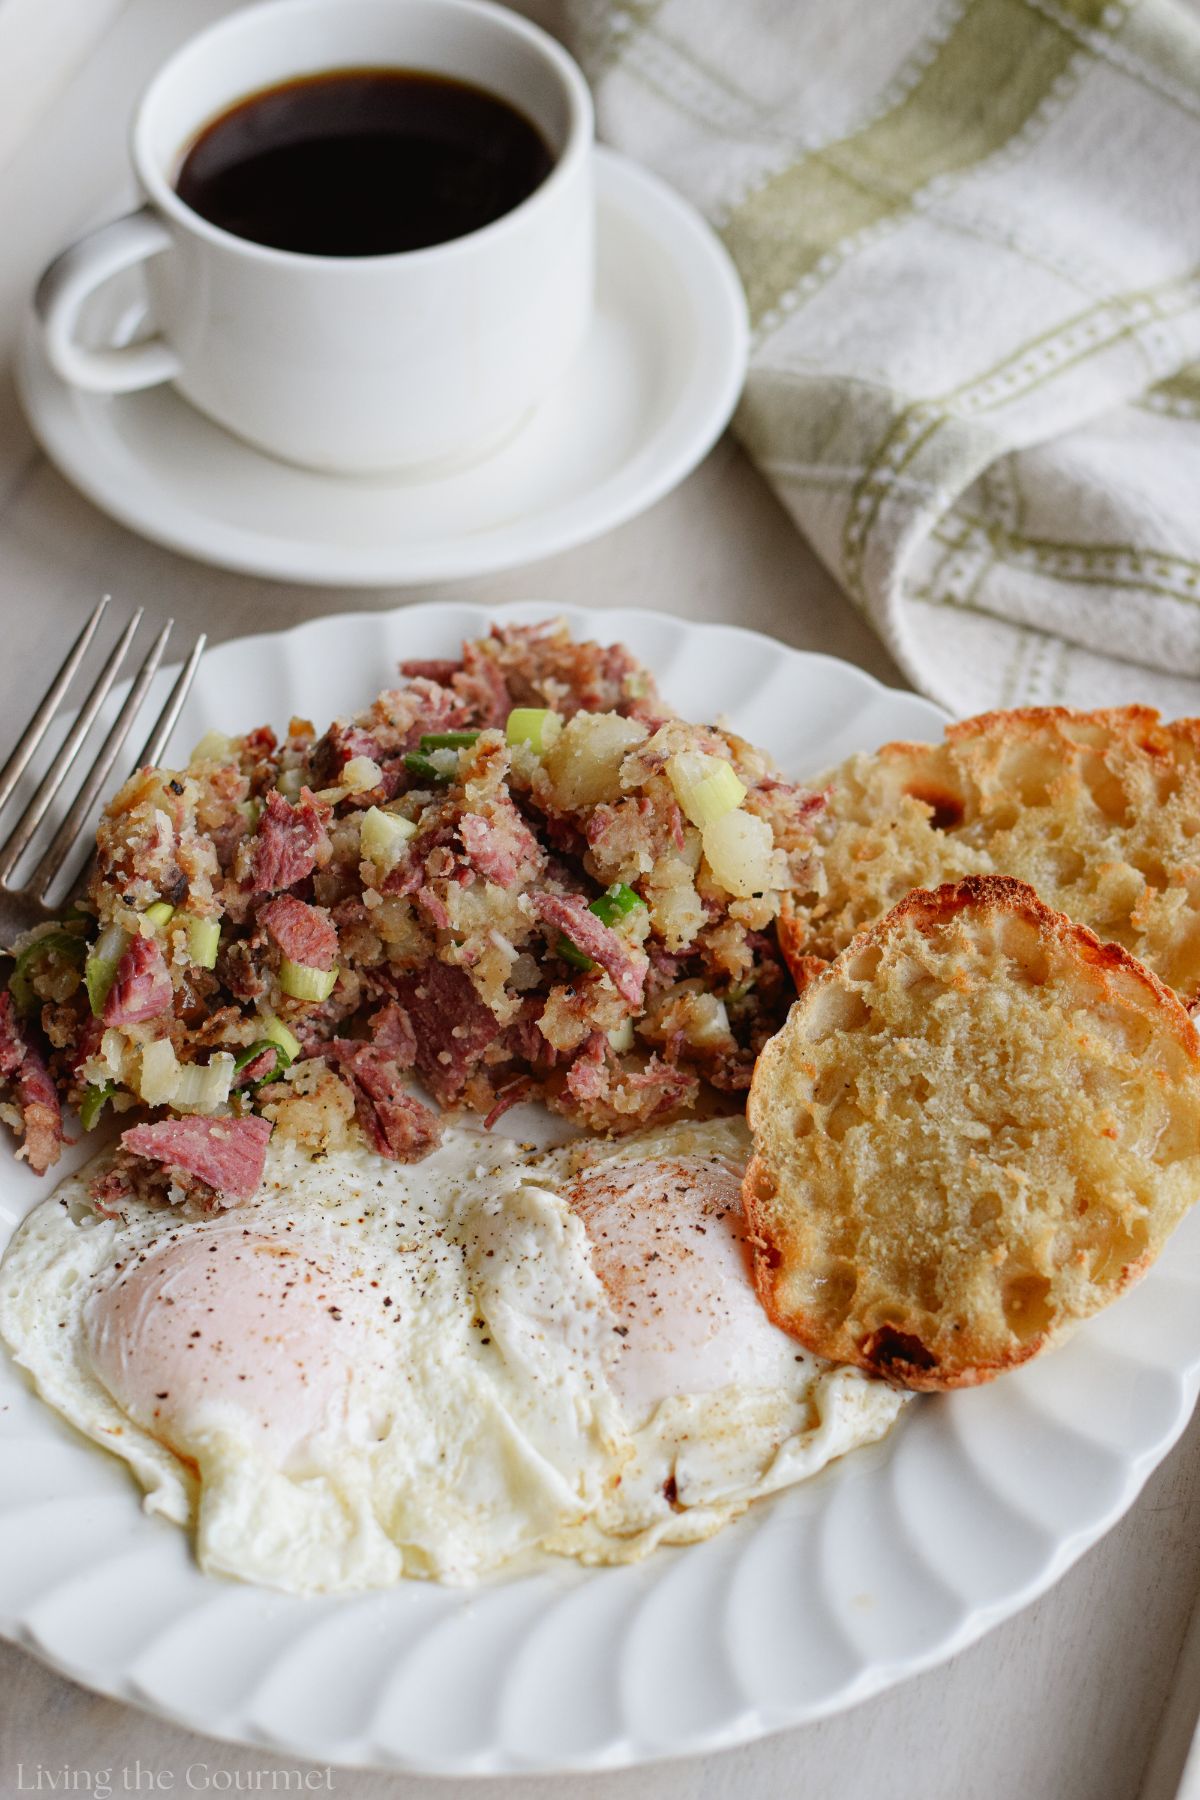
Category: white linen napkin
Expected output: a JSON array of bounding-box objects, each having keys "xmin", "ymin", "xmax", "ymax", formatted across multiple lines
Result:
[{"xmin": 565, "ymin": 0, "xmax": 1200, "ymax": 716}]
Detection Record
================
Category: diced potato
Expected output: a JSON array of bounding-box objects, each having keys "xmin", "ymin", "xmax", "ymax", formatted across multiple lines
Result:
[
  {"xmin": 189, "ymin": 731, "xmax": 235, "ymax": 767},
  {"xmin": 683, "ymin": 991, "xmax": 733, "ymax": 1048},
  {"xmin": 701, "ymin": 809, "xmax": 782, "ymax": 898},
  {"xmin": 258, "ymin": 1058, "xmax": 357, "ymax": 1152},
  {"xmin": 138, "ymin": 1037, "xmax": 180, "ymax": 1105},
  {"xmin": 275, "ymin": 767, "xmax": 305, "ymax": 802},
  {"xmin": 644, "ymin": 853, "xmax": 706, "ymax": 952},
  {"xmin": 342, "ymin": 755, "xmax": 383, "ymax": 793},
  {"xmin": 641, "ymin": 981, "xmax": 734, "ymax": 1052},
  {"xmin": 543, "ymin": 712, "xmax": 647, "ymax": 811},
  {"xmin": 100, "ymin": 1028, "xmax": 136, "ymax": 1083},
  {"xmin": 360, "ymin": 805, "xmax": 416, "ymax": 870},
  {"xmin": 105, "ymin": 766, "xmax": 195, "ymax": 819}
]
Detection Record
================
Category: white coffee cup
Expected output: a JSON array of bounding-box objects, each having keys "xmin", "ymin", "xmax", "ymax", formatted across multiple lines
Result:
[{"xmin": 35, "ymin": 0, "xmax": 594, "ymax": 474}]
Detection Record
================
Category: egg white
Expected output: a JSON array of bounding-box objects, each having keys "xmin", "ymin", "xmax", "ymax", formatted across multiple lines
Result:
[
  {"xmin": 0, "ymin": 1118, "xmax": 904, "ymax": 1593},
  {"xmin": 529, "ymin": 1119, "xmax": 905, "ymax": 1562}
]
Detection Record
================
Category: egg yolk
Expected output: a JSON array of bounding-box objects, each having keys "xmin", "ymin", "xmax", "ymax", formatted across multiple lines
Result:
[
  {"xmin": 83, "ymin": 1225, "xmax": 359, "ymax": 1465},
  {"xmin": 565, "ymin": 1155, "xmax": 802, "ymax": 1414}
]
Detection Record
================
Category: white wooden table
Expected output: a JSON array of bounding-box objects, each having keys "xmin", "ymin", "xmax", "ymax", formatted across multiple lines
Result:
[{"xmin": 0, "ymin": 4, "xmax": 1197, "ymax": 1796}]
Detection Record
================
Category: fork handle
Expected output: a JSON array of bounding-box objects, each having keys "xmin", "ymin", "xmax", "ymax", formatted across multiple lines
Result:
[{"xmin": 35, "ymin": 206, "xmax": 181, "ymax": 393}]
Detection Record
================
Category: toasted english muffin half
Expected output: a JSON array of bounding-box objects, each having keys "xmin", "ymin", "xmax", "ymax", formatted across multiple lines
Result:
[
  {"xmin": 745, "ymin": 876, "xmax": 1200, "ymax": 1390},
  {"xmin": 781, "ymin": 706, "xmax": 1200, "ymax": 1006}
]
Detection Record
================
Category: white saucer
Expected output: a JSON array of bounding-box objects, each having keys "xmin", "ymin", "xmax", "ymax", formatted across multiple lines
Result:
[{"xmin": 17, "ymin": 149, "xmax": 747, "ymax": 586}]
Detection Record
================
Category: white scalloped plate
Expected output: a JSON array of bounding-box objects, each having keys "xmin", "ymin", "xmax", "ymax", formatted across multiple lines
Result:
[{"xmin": 3, "ymin": 600, "xmax": 1200, "ymax": 1775}]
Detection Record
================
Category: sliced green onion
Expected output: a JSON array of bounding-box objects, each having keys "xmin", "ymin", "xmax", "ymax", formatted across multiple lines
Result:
[
  {"xmin": 279, "ymin": 959, "xmax": 339, "ymax": 1002},
  {"xmin": 144, "ymin": 901, "xmax": 175, "ymax": 928},
  {"xmin": 7, "ymin": 928, "xmax": 86, "ymax": 1014},
  {"xmin": 173, "ymin": 1052, "xmax": 235, "ymax": 1113},
  {"xmin": 79, "ymin": 1081, "xmax": 118, "ymax": 1132},
  {"xmin": 260, "ymin": 1013, "xmax": 302, "ymax": 1063},
  {"xmin": 85, "ymin": 925, "xmax": 130, "ymax": 1018},
  {"xmin": 403, "ymin": 751, "xmax": 454, "ymax": 786},
  {"xmin": 233, "ymin": 1037, "xmax": 293, "ymax": 1086},
  {"xmin": 360, "ymin": 805, "xmax": 416, "ymax": 868},
  {"xmin": 505, "ymin": 708, "xmax": 562, "ymax": 754},
  {"xmin": 419, "ymin": 731, "xmax": 478, "ymax": 751},
  {"xmin": 607, "ymin": 1019, "xmax": 634, "ymax": 1054},
  {"xmin": 556, "ymin": 935, "xmax": 595, "ymax": 973},
  {"xmin": 185, "ymin": 915, "xmax": 221, "ymax": 969},
  {"xmin": 238, "ymin": 798, "xmax": 262, "ymax": 828},
  {"xmin": 275, "ymin": 767, "xmax": 304, "ymax": 803},
  {"xmin": 589, "ymin": 883, "xmax": 644, "ymax": 928},
  {"xmin": 667, "ymin": 750, "xmax": 746, "ymax": 829}
]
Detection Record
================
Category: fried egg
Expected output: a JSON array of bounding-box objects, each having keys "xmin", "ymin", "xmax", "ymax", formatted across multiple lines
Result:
[{"xmin": 0, "ymin": 1118, "xmax": 904, "ymax": 1593}]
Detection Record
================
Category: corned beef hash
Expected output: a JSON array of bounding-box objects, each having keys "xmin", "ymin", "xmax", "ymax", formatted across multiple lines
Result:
[
  {"xmin": 0, "ymin": 619, "xmax": 910, "ymax": 1594},
  {"xmin": 0, "ymin": 619, "xmax": 822, "ymax": 1207}
]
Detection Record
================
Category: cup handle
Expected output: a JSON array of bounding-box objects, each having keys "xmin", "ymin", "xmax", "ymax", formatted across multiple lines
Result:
[{"xmin": 35, "ymin": 206, "xmax": 182, "ymax": 393}]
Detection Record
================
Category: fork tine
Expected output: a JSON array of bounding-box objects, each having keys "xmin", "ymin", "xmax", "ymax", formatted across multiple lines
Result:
[
  {"xmin": 0, "ymin": 609, "xmax": 143, "ymax": 887},
  {"xmin": 133, "ymin": 630, "xmax": 207, "ymax": 770},
  {"xmin": 0, "ymin": 597, "xmax": 109, "ymax": 816},
  {"xmin": 26, "ymin": 621, "xmax": 175, "ymax": 906}
]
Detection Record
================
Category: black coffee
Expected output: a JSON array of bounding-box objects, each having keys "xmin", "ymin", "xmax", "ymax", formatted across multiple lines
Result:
[{"xmin": 175, "ymin": 67, "xmax": 555, "ymax": 257}]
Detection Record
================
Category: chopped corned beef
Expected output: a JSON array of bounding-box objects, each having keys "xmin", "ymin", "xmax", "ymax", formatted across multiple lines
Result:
[
  {"xmin": 482, "ymin": 1078, "xmax": 533, "ymax": 1128},
  {"xmin": 0, "ymin": 994, "xmax": 24, "ymax": 1081},
  {"xmin": 319, "ymin": 722, "xmax": 384, "ymax": 773},
  {"xmin": 458, "ymin": 794, "xmax": 540, "ymax": 887},
  {"xmin": 90, "ymin": 1165, "xmax": 132, "ymax": 1216},
  {"xmin": 532, "ymin": 893, "xmax": 648, "ymax": 1008},
  {"xmin": 381, "ymin": 810, "xmax": 462, "ymax": 898},
  {"xmin": 390, "ymin": 962, "xmax": 501, "ymax": 1104},
  {"xmin": 69, "ymin": 1014, "xmax": 105, "ymax": 1078},
  {"xmin": 102, "ymin": 934, "xmax": 173, "ymax": 1026},
  {"xmin": 565, "ymin": 1032, "xmax": 609, "ymax": 1102},
  {"xmin": 250, "ymin": 789, "xmax": 331, "ymax": 892},
  {"xmin": 310, "ymin": 722, "xmax": 401, "ymax": 802},
  {"xmin": 391, "ymin": 678, "xmax": 471, "ymax": 745},
  {"xmin": 0, "ymin": 994, "xmax": 63, "ymax": 1175},
  {"xmin": 398, "ymin": 657, "xmax": 462, "ymax": 683},
  {"xmin": 414, "ymin": 885, "xmax": 452, "ymax": 932},
  {"xmin": 561, "ymin": 1038, "xmax": 698, "ymax": 1131},
  {"xmin": 241, "ymin": 725, "xmax": 277, "ymax": 760},
  {"xmin": 625, "ymin": 1058, "xmax": 700, "ymax": 1113},
  {"xmin": 220, "ymin": 938, "xmax": 269, "ymax": 1002},
  {"xmin": 368, "ymin": 1002, "xmax": 418, "ymax": 1065},
  {"xmin": 323, "ymin": 1041, "xmax": 441, "ymax": 1160},
  {"xmin": 453, "ymin": 639, "xmax": 511, "ymax": 727},
  {"xmin": 118, "ymin": 1114, "xmax": 272, "ymax": 1203},
  {"xmin": 502, "ymin": 1003, "xmax": 558, "ymax": 1071},
  {"xmin": 259, "ymin": 894, "xmax": 338, "ymax": 970},
  {"xmin": 587, "ymin": 795, "xmax": 685, "ymax": 857}
]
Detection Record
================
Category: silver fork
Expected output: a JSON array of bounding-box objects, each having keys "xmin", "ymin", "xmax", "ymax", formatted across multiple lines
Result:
[{"xmin": 0, "ymin": 598, "xmax": 206, "ymax": 944}]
